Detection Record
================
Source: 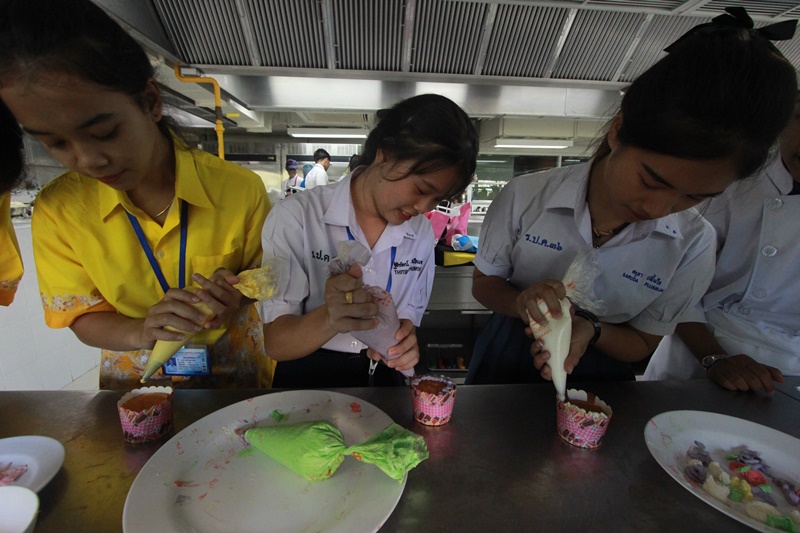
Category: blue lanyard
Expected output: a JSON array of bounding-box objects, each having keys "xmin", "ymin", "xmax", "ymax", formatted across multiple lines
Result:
[
  {"xmin": 346, "ymin": 226, "xmax": 396, "ymax": 293},
  {"xmin": 126, "ymin": 200, "xmax": 188, "ymax": 293}
]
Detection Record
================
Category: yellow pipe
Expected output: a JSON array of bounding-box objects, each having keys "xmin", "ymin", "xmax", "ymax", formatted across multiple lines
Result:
[{"xmin": 173, "ymin": 64, "xmax": 225, "ymax": 159}]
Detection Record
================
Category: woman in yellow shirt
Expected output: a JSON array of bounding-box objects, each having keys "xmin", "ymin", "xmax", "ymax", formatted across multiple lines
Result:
[
  {"xmin": 0, "ymin": 0, "xmax": 274, "ymax": 389},
  {"xmin": 0, "ymin": 101, "xmax": 24, "ymax": 307}
]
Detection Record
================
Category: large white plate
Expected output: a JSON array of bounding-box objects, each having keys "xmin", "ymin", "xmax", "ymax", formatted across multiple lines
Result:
[
  {"xmin": 0, "ymin": 436, "xmax": 65, "ymax": 492},
  {"xmin": 644, "ymin": 410, "xmax": 800, "ymax": 532},
  {"xmin": 123, "ymin": 390, "xmax": 407, "ymax": 533}
]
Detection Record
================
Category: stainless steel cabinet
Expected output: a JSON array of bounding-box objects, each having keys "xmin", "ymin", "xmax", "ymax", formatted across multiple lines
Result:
[{"xmin": 417, "ymin": 265, "xmax": 490, "ymax": 382}]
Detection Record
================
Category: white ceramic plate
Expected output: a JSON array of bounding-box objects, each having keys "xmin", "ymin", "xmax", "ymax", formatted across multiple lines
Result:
[
  {"xmin": 123, "ymin": 390, "xmax": 407, "ymax": 533},
  {"xmin": 0, "ymin": 486, "xmax": 39, "ymax": 533},
  {"xmin": 0, "ymin": 436, "xmax": 65, "ymax": 493},
  {"xmin": 644, "ymin": 410, "xmax": 800, "ymax": 532}
]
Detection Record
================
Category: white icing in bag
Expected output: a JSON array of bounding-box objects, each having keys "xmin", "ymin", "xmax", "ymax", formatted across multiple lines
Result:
[{"xmin": 529, "ymin": 298, "xmax": 573, "ymax": 401}]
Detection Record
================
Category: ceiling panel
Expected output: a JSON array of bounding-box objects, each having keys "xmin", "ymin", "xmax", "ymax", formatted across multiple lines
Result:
[
  {"xmin": 587, "ymin": 0, "xmax": 685, "ymax": 8},
  {"xmin": 697, "ymin": 1, "xmax": 800, "ymax": 18},
  {"xmin": 482, "ymin": 5, "xmax": 567, "ymax": 78},
  {"xmin": 332, "ymin": 0, "xmax": 404, "ymax": 71},
  {"xmin": 411, "ymin": 0, "xmax": 488, "ymax": 74},
  {"xmin": 553, "ymin": 9, "xmax": 645, "ymax": 81},
  {"xmin": 245, "ymin": 0, "xmax": 327, "ymax": 68},
  {"xmin": 152, "ymin": 0, "xmax": 250, "ymax": 65}
]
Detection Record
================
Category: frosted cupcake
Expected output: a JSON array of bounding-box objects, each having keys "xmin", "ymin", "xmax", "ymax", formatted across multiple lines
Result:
[
  {"xmin": 556, "ymin": 389, "xmax": 612, "ymax": 449},
  {"xmin": 117, "ymin": 386, "xmax": 174, "ymax": 444},
  {"xmin": 411, "ymin": 375, "xmax": 456, "ymax": 426}
]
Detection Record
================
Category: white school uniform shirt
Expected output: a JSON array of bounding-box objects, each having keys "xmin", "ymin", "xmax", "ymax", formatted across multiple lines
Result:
[
  {"xmin": 303, "ymin": 163, "xmax": 329, "ymax": 189},
  {"xmin": 261, "ymin": 169, "xmax": 436, "ymax": 353},
  {"xmin": 475, "ymin": 163, "xmax": 716, "ymax": 336},
  {"xmin": 281, "ymin": 174, "xmax": 303, "ymax": 198},
  {"xmin": 644, "ymin": 156, "xmax": 800, "ymax": 379}
]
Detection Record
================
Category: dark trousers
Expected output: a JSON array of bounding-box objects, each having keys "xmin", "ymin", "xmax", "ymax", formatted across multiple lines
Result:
[
  {"xmin": 272, "ymin": 348, "xmax": 406, "ymax": 389},
  {"xmin": 465, "ymin": 313, "xmax": 634, "ymax": 385}
]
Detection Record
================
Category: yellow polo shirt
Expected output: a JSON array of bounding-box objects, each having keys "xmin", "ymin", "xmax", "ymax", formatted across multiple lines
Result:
[
  {"xmin": 32, "ymin": 141, "xmax": 274, "ymax": 389},
  {"xmin": 0, "ymin": 192, "xmax": 23, "ymax": 306}
]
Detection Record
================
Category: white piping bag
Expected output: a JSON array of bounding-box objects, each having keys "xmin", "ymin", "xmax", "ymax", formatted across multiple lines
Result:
[{"xmin": 527, "ymin": 250, "xmax": 606, "ymax": 401}]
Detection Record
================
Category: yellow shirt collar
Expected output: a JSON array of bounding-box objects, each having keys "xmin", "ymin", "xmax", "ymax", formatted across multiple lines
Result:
[{"xmin": 98, "ymin": 140, "xmax": 214, "ymax": 221}]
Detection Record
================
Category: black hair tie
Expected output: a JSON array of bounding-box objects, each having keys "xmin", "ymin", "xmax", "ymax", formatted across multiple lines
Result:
[{"xmin": 664, "ymin": 6, "xmax": 797, "ymax": 53}]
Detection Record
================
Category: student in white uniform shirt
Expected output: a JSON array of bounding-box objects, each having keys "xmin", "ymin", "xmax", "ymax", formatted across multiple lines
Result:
[
  {"xmin": 303, "ymin": 148, "xmax": 331, "ymax": 189},
  {"xmin": 644, "ymin": 96, "xmax": 800, "ymax": 392},
  {"xmin": 261, "ymin": 94, "xmax": 478, "ymax": 388},
  {"xmin": 281, "ymin": 159, "xmax": 302, "ymax": 197},
  {"xmin": 466, "ymin": 8, "xmax": 798, "ymax": 385}
]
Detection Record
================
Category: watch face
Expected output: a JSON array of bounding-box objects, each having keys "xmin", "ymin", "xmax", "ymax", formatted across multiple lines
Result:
[{"xmin": 701, "ymin": 355, "xmax": 716, "ymax": 369}]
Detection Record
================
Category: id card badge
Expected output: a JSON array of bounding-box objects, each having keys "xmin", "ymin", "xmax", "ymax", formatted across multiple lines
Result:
[{"xmin": 161, "ymin": 344, "xmax": 212, "ymax": 377}]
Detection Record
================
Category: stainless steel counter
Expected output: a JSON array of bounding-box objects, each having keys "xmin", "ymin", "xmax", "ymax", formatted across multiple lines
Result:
[
  {"xmin": 426, "ymin": 265, "xmax": 484, "ymax": 312},
  {"xmin": 2, "ymin": 378, "xmax": 799, "ymax": 532}
]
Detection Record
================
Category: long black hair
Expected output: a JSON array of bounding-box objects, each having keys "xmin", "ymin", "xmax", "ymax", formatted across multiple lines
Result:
[
  {"xmin": 0, "ymin": 99, "xmax": 24, "ymax": 195},
  {"xmin": 594, "ymin": 15, "xmax": 797, "ymax": 180},
  {"xmin": 0, "ymin": 0, "xmax": 180, "ymax": 140},
  {"xmin": 359, "ymin": 94, "xmax": 478, "ymax": 200}
]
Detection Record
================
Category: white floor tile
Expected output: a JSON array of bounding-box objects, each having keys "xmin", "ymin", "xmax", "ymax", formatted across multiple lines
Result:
[{"xmin": 61, "ymin": 365, "xmax": 99, "ymax": 391}]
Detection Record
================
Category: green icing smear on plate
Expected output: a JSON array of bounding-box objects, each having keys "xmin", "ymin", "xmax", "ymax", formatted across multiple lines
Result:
[{"xmin": 269, "ymin": 409, "xmax": 288, "ymax": 422}]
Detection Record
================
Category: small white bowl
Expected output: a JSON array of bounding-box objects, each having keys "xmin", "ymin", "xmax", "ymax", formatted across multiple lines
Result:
[{"xmin": 0, "ymin": 485, "xmax": 39, "ymax": 533}]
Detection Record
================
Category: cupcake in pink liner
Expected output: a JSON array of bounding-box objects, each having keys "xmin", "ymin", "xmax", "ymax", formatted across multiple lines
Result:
[
  {"xmin": 556, "ymin": 389, "xmax": 612, "ymax": 449},
  {"xmin": 411, "ymin": 375, "xmax": 456, "ymax": 426},
  {"xmin": 117, "ymin": 386, "xmax": 174, "ymax": 444}
]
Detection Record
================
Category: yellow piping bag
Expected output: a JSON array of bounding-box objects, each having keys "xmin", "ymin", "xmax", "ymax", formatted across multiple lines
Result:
[{"xmin": 140, "ymin": 287, "xmax": 214, "ymax": 383}]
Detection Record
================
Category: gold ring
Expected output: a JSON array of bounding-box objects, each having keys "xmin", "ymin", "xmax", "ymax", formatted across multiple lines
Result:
[{"xmin": 345, "ymin": 291, "xmax": 354, "ymax": 304}]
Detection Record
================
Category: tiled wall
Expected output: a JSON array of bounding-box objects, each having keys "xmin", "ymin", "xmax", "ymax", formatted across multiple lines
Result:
[{"xmin": 0, "ymin": 221, "xmax": 98, "ymax": 390}]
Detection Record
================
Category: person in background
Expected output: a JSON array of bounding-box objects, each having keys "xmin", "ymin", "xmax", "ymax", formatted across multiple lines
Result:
[
  {"xmin": 261, "ymin": 94, "xmax": 478, "ymax": 388},
  {"xmin": 341, "ymin": 153, "xmax": 360, "ymax": 180},
  {"xmin": 465, "ymin": 8, "xmax": 797, "ymax": 386},
  {"xmin": 643, "ymin": 93, "xmax": 800, "ymax": 393},
  {"xmin": 0, "ymin": 0, "xmax": 274, "ymax": 389},
  {"xmin": 0, "ymin": 100, "xmax": 25, "ymax": 306},
  {"xmin": 281, "ymin": 158, "xmax": 301, "ymax": 197},
  {"xmin": 300, "ymin": 163, "xmax": 314, "ymax": 187},
  {"xmin": 303, "ymin": 148, "xmax": 331, "ymax": 189}
]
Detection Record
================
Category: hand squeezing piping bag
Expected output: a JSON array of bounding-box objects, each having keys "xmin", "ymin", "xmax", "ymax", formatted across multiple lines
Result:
[{"xmin": 140, "ymin": 287, "xmax": 214, "ymax": 383}]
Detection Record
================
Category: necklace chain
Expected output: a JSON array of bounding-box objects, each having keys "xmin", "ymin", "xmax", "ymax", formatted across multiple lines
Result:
[
  {"xmin": 153, "ymin": 197, "xmax": 174, "ymax": 218},
  {"xmin": 592, "ymin": 222, "xmax": 628, "ymax": 239}
]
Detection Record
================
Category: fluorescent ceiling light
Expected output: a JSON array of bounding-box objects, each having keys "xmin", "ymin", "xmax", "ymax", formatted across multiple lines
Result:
[
  {"xmin": 476, "ymin": 159, "xmax": 506, "ymax": 163},
  {"xmin": 494, "ymin": 139, "xmax": 573, "ymax": 149},
  {"xmin": 288, "ymin": 127, "xmax": 368, "ymax": 139}
]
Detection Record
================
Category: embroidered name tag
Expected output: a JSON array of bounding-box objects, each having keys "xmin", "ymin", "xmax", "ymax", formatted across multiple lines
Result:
[
  {"xmin": 622, "ymin": 270, "xmax": 664, "ymax": 292},
  {"xmin": 311, "ymin": 249, "xmax": 331, "ymax": 262},
  {"xmin": 393, "ymin": 257, "xmax": 423, "ymax": 275},
  {"xmin": 523, "ymin": 233, "xmax": 563, "ymax": 251}
]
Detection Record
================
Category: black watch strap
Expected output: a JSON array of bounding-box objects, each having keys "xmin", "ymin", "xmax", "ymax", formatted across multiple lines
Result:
[
  {"xmin": 701, "ymin": 354, "xmax": 729, "ymax": 369},
  {"xmin": 574, "ymin": 308, "xmax": 602, "ymax": 345}
]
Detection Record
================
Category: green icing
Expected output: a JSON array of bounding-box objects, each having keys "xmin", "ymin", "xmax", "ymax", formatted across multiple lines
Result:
[
  {"xmin": 766, "ymin": 515, "xmax": 798, "ymax": 533},
  {"xmin": 269, "ymin": 409, "xmax": 288, "ymax": 422},
  {"xmin": 728, "ymin": 487, "xmax": 744, "ymax": 502}
]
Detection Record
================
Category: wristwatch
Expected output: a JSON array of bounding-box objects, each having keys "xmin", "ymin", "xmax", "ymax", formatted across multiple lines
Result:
[
  {"xmin": 574, "ymin": 308, "xmax": 602, "ymax": 345},
  {"xmin": 701, "ymin": 354, "xmax": 729, "ymax": 369}
]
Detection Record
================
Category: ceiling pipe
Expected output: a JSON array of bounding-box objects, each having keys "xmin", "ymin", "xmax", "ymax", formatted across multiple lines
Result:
[{"xmin": 173, "ymin": 65, "xmax": 225, "ymax": 159}]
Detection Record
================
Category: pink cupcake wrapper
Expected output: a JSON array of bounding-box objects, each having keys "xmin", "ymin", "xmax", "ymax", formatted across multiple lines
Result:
[
  {"xmin": 556, "ymin": 389, "xmax": 612, "ymax": 449},
  {"xmin": 410, "ymin": 375, "xmax": 457, "ymax": 426},
  {"xmin": 412, "ymin": 392, "xmax": 456, "ymax": 426},
  {"xmin": 117, "ymin": 386, "xmax": 174, "ymax": 444}
]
